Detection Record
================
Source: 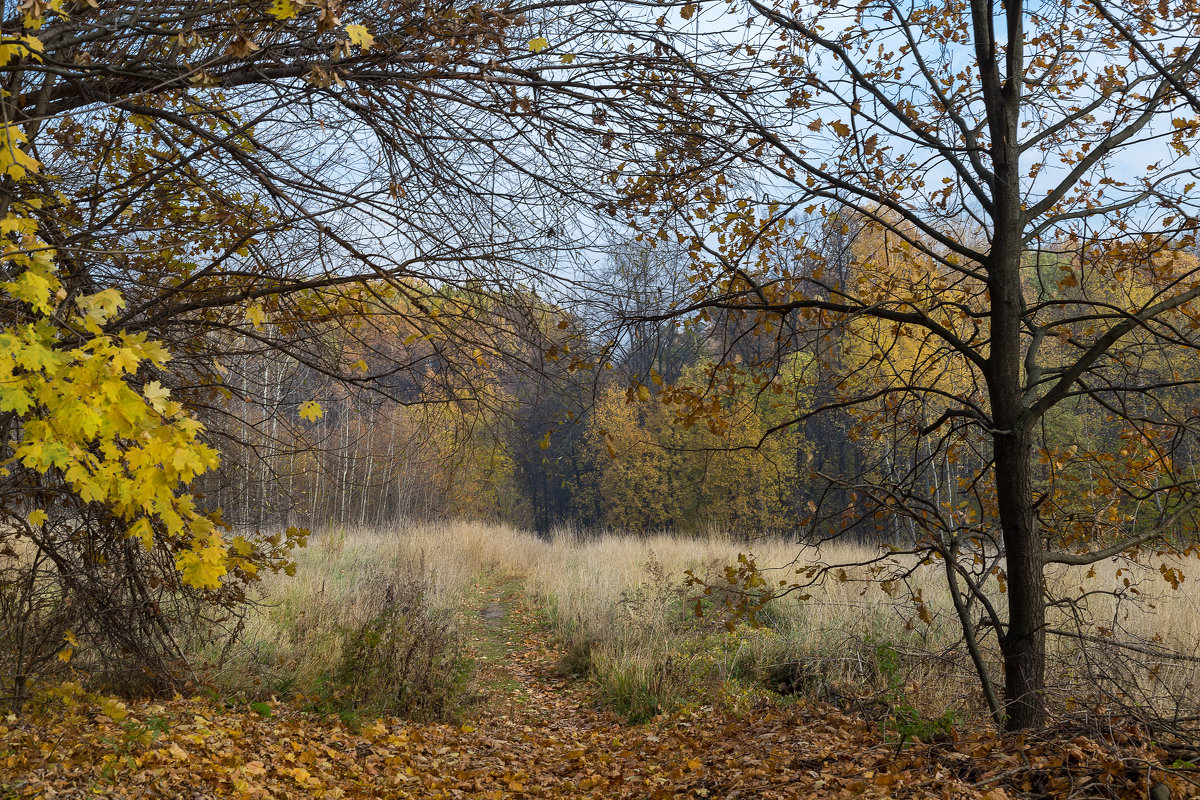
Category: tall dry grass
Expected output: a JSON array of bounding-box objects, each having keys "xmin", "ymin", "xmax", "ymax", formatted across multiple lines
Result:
[
  {"xmin": 207, "ymin": 524, "xmax": 494, "ymax": 719},
  {"xmin": 519, "ymin": 525, "xmax": 1200, "ymax": 725},
  {"xmin": 220, "ymin": 520, "xmax": 1200, "ymax": 728}
]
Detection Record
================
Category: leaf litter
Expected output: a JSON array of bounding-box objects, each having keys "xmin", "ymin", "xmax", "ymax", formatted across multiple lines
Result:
[{"xmin": 2, "ymin": 588, "xmax": 1195, "ymax": 799}]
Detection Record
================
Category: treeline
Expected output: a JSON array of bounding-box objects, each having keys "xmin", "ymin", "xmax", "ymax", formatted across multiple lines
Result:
[
  {"xmin": 198, "ymin": 220, "xmax": 1200, "ymax": 543},
  {"xmin": 198, "ymin": 265, "xmax": 815, "ymax": 535}
]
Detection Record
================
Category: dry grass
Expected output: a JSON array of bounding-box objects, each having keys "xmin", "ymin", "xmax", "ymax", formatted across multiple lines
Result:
[
  {"xmin": 220, "ymin": 520, "xmax": 1200, "ymax": 728},
  {"xmin": 207, "ymin": 525, "xmax": 483, "ymax": 718}
]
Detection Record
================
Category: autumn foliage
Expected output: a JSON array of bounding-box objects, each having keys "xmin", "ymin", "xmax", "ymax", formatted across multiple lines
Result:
[
  {"xmin": 9, "ymin": 0, "xmax": 1200, "ymax": 774},
  {"xmin": 0, "ymin": 111, "xmax": 308, "ymax": 710}
]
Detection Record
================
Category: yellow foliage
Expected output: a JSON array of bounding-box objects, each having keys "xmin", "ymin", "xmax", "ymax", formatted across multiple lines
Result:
[
  {"xmin": 0, "ymin": 123, "xmax": 244, "ymax": 590},
  {"xmin": 298, "ymin": 400, "xmax": 324, "ymax": 421},
  {"xmin": 582, "ymin": 372, "xmax": 800, "ymax": 533},
  {"xmin": 269, "ymin": 0, "xmax": 300, "ymax": 20},
  {"xmin": 0, "ymin": 125, "xmax": 39, "ymax": 181},
  {"xmin": 344, "ymin": 23, "xmax": 374, "ymax": 51}
]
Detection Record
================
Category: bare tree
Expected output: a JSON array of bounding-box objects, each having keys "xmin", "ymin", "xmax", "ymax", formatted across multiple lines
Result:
[{"xmin": 611, "ymin": 0, "xmax": 1200, "ymax": 730}]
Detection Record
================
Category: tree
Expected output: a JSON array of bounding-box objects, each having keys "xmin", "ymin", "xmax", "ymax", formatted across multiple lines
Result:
[
  {"xmin": 615, "ymin": 0, "xmax": 1200, "ymax": 729},
  {"xmin": 590, "ymin": 241, "xmax": 707, "ymax": 387},
  {"xmin": 580, "ymin": 383, "xmax": 687, "ymax": 530},
  {"xmin": 578, "ymin": 356, "xmax": 804, "ymax": 533},
  {"xmin": 0, "ymin": 0, "xmax": 654, "ymax": 701}
]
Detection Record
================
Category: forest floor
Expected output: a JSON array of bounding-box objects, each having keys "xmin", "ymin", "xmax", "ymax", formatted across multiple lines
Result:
[{"xmin": 1, "ymin": 575, "xmax": 1197, "ymax": 799}]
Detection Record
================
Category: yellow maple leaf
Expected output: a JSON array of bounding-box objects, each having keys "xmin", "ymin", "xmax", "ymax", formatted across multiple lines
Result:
[
  {"xmin": 269, "ymin": 0, "xmax": 299, "ymax": 20},
  {"xmin": 527, "ymin": 36, "xmax": 549, "ymax": 53},
  {"xmin": 298, "ymin": 400, "xmax": 324, "ymax": 421},
  {"xmin": 109, "ymin": 346, "xmax": 141, "ymax": 375},
  {"xmin": 128, "ymin": 517, "xmax": 154, "ymax": 549},
  {"xmin": 76, "ymin": 288, "xmax": 125, "ymax": 322},
  {"xmin": 0, "ymin": 214, "xmax": 37, "ymax": 235},
  {"xmin": 0, "ymin": 124, "xmax": 40, "ymax": 180},
  {"xmin": 27, "ymin": 508, "xmax": 47, "ymax": 527},
  {"xmin": 2, "ymin": 267, "xmax": 55, "ymax": 312},
  {"xmin": 19, "ymin": 34, "xmax": 42, "ymax": 60},
  {"xmin": 99, "ymin": 696, "xmax": 128, "ymax": 722},
  {"xmin": 246, "ymin": 300, "xmax": 267, "ymax": 330},
  {"xmin": 345, "ymin": 23, "xmax": 374, "ymax": 51},
  {"xmin": 143, "ymin": 380, "xmax": 170, "ymax": 410},
  {"xmin": 16, "ymin": 339, "xmax": 61, "ymax": 373},
  {"xmin": 175, "ymin": 537, "xmax": 228, "ymax": 589},
  {"xmin": 140, "ymin": 339, "xmax": 171, "ymax": 366},
  {"xmin": 0, "ymin": 386, "xmax": 28, "ymax": 414},
  {"xmin": 57, "ymin": 630, "xmax": 77, "ymax": 662}
]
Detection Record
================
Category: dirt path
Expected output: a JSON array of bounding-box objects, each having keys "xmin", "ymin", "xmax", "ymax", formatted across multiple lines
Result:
[
  {"xmin": 464, "ymin": 577, "xmax": 610, "ymax": 735},
  {"xmin": 435, "ymin": 577, "xmax": 1190, "ymax": 800}
]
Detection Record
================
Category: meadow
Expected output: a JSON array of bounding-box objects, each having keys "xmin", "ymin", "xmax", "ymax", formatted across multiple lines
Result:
[
  {"xmin": 215, "ymin": 520, "xmax": 1200, "ymax": 731},
  {"xmin": 8, "ymin": 519, "xmax": 1199, "ymax": 800}
]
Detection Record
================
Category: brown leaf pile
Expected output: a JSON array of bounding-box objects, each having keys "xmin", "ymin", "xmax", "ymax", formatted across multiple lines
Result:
[{"xmin": 2, "ymin": 692, "xmax": 1193, "ymax": 799}]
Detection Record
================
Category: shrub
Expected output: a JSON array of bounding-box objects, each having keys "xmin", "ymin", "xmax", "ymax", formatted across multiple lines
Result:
[
  {"xmin": 333, "ymin": 571, "xmax": 472, "ymax": 720},
  {"xmin": 0, "ymin": 511, "xmax": 291, "ymax": 712},
  {"xmin": 874, "ymin": 641, "xmax": 958, "ymax": 744}
]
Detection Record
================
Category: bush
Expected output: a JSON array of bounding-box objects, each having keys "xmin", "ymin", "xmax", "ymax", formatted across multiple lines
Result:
[
  {"xmin": 873, "ymin": 641, "xmax": 959, "ymax": 743},
  {"xmin": 0, "ymin": 510, "xmax": 284, "ymax": 713},
  {"xmin": 332, "ymin": 571, "xmax": 472, "ymax": 720}
]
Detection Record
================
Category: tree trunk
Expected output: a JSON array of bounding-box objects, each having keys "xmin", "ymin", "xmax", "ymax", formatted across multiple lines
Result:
[
  {"xmin": 978, "ymin": 0, "xmax": 1044, "ymax": 727},
  {"xmin": 993, "ymin": 427, "xmax": 1046, "ymax": 730},
  {"xmin": 989, "ymin": 232, "xmax": 1047, "ymax": 729},
  {"xmin": 988, "ymin": 166, "xmax": 1046, "ymax": 727}
]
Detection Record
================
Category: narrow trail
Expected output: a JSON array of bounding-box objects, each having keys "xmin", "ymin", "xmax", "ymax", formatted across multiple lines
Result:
[
  {"xmin": 0, "ymin": 576, "xmax": 1191, "ymax": 799},
  {"xmin": 427, "ymin": 577, "xmax": 1191, "ymax": 800},
  {"xmin": 464, "ymin": 577, "xmax": 606, "ymax": 734}
]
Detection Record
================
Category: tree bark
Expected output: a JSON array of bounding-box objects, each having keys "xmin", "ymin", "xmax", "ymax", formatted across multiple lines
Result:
[
  {"xmin": 988, "ymin": 221, "xmax": 1047, "ymax": 729},
  {"xmin": 993, "ymin": 427, "xmax": 1046, "ymax": 729},
  {"xmin": 974, "ymin": 0, "xmax": 1047, "ymax": 730}
]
